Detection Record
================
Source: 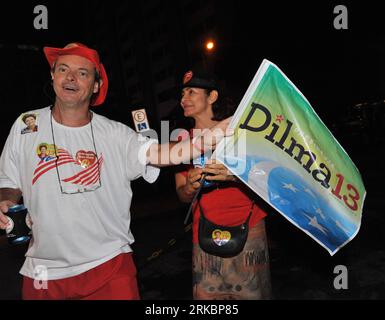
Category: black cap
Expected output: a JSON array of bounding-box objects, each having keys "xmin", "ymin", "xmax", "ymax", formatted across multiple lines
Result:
[{"xmin": 182, "ymin": 68, "xmax": 219, "ymax": 91}]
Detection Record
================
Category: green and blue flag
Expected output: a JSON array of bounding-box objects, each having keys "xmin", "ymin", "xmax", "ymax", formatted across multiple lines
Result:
[{"xmin": 215, "ymin": 60, "xmax": 366, "ymax": 255}]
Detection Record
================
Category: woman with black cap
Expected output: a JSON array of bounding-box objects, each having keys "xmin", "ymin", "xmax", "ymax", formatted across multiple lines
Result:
[{"xmin": 175, "ymin": 68, "xmax": 272, "ymax": 300}]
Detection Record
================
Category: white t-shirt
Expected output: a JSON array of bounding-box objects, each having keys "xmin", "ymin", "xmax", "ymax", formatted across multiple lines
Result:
[{"xmin": 0, "ymin": 106, "xmax": 159, "ymax": 280}]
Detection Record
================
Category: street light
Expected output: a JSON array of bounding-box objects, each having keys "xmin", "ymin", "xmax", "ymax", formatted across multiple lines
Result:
[
  {"xmin": 202, "ymin": 39, "xmax": 216, "ymax": 70},
  {"xmin": 205, "ymin": 40, "xmax": 215, "ymax": 51}
]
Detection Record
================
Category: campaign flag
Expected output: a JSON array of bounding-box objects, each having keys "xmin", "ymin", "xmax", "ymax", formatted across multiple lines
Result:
[{"xmin": 214, "ymin": 59, "xmax": 366, "ymax": 255}]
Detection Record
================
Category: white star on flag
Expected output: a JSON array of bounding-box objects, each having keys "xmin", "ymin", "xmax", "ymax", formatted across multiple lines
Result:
[
  {"xmin": 283, "ymin": 183, "xmax": 298, "ymax": 193},
  {"xmin": 303, "ymin": 213, "xmax": 328, "ymax": 235}
]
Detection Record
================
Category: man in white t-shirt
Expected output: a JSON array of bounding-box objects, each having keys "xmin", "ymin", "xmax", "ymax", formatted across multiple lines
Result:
[{"xmin": 0, "ymin": 43, "xmax": 230, "ymax": 300}]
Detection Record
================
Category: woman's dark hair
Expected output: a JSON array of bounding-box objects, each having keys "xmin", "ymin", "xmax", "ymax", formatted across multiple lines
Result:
[{"xmin": 205, "ymin": 89, "xmax": 237, "ymax": 121}]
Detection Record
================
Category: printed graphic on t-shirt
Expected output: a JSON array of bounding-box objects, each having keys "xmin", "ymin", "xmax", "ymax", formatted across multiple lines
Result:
[
  {"xmin": 36, "ymin": 143, "xmax": 56, "ymax": 162},
  {"xmin": 32, "ymin": 143, "xmax": 104, "ymax": 186},
  {"xmin": 76, "ymin": 150, "xmax": 97, "ymax": 168},
  {"xmin": 20, "ymin": 113, "xmax": 39, "ymax": 134}
]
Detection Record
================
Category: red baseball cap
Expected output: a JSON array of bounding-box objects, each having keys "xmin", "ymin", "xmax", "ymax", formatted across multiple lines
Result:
[{"xmin": 43, "ymin": 43, "xmax": 108, "ymax": 106}]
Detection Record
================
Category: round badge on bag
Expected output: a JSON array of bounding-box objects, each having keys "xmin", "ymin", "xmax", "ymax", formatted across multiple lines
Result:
[{"xmin": 212, "ymin": 229, "xmax": 231, "ymax": 246}]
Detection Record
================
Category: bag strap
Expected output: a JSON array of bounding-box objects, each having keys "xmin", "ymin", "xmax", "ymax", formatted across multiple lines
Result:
[
  {"xmin": 183, "ymin": 173, "xmax": 207, "ymax": 225},
  {"xmin": 244, "ymin": 201, "xmax": 254, "ymax": 225}
]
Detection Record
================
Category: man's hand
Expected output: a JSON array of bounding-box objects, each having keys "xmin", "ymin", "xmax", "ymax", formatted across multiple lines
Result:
[
  {"xmin": 202, "ymin": 159, "xmax": 237, "ymax": 182},
  {"xmin": 0, "ymin": 200, "xmax": 17, "ymax": 230},
  {"xmin": 193, "ymin": 117, "xmax": 233, "ymax": 152}
]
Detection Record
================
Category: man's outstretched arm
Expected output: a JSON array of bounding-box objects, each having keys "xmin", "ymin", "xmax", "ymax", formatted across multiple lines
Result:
[{"xmin": 146, "ymin": 117, "xmax": 232, "ymax": 167}]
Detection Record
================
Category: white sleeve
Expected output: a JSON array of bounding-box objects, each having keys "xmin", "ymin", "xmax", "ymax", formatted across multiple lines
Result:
[
  {"xmin": 125, "ymin": 129, "xmax": 160, "ymax": 183},
  {"xmin": 0, "ymin": 120, "xmax": 22, "ymax": 190}
]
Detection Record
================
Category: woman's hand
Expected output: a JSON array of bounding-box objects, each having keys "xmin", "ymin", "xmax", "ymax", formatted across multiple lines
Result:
[
  {"xmin": 202, "ymin": 159, "xmax": 237, "ymax": 182},
  {"xmin": 184, "ymin": 167, "xmax": 204, "ymax": 196}
]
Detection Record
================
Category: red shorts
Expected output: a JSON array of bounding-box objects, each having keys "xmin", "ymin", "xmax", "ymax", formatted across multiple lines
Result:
[{"xmin": 22, "ymin": 253, "xmax": 140, "ymax": 300}]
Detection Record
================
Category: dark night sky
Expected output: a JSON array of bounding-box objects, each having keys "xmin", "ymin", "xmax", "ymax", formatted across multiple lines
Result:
[
  {"xmin": 222, "ymin": 3, "xmax": 384, "ymax": 119},
  {"xmin": 0, "ymin": 1, "xmax": 384, "ymax": 133}
]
